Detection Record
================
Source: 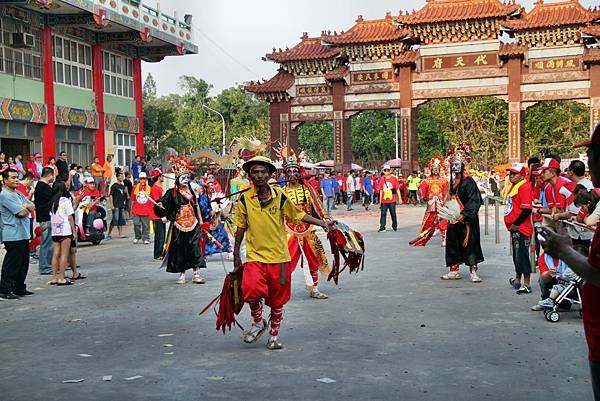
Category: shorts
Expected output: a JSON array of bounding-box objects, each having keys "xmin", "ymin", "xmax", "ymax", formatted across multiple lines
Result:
[
  {"xmin": 409, "ymin": 190, "xmax": 418, "ymax": 199},
  {"xmin": 111, "ymin": 208, "xmax": 126, "ymax": 227},
  {"xmin": 52, "ymin": 235, "xmax": 75, "ymax": 248},
  {"xmin": 242, "ymin": 261, "xmax": 292, "ymax": 308}
]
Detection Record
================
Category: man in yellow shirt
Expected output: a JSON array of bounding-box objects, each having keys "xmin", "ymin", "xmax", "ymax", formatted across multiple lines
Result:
[
  {"xmin": 233, "ymin": 156, "xmax": 332, "ymax": 350},
  {"xmin": 102, "ymin": 155, "xmax": 114, "ymax": 196}
]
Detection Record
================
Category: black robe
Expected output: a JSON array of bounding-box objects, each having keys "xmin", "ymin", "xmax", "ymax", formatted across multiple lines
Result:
[
  {"xmin": 154, "ymin": 188, "xmax": 206, "ymax": 273},
  {"xmin": 445, "ymin": 176, "xmax": 484, "ymax": 267}
]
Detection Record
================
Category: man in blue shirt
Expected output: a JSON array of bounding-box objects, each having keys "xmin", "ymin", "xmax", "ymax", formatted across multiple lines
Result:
[
  {"xmin": 362, "ymin": 171, "xmax": 374, "ymax": 210},
  {"xmin": 131, "ymin": 155, "xmax": 142, "ymax": 182},
  {"xmin": 320, "ymin": 170, "xmax": 336, "ymax": 214},
  {"xmin": 0, "ymin": 168, "xmax": 35, "ymax": 299}
]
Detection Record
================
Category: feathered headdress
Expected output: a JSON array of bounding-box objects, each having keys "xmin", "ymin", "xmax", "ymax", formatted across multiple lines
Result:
[
  {"xmin": 446, "ymin": 142, "xmax": 473, "ymax": 164},
  {"xmin": 428, "ymin": 156, "xmax": 445, "ymax": 173},
  {"xmin": 278, "ymin": 146, "xmax": 301, "ymax": 170},
  {"xmin": 169, "ymin": 155, "xmax": 194, "ymax": 176}
]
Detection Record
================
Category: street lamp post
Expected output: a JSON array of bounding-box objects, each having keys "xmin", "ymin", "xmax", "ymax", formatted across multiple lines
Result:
[{"xmin": 202, "ymin": 104, "xmax": 226, "ymax": 156}]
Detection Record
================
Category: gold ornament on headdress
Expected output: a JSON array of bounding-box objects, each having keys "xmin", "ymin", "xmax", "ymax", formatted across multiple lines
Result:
[
  {"xmin": 169, "ymin": 155, "xmax": 194, "ymax": 176},
  {"xmin": 446, "ymin": 142, "xmax": 473, "ymax": 164}
]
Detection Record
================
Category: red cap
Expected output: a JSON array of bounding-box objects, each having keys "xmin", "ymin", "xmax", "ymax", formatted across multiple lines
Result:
[
  {"xmin": 34, "ymin": 153, "xmax": 41, "ymax": 158},
  {"xmin": 574, "ymin": 120, "xmax": 600, "ymax": 148},
  {"xmin": 532, "ymin": 168, "xmax": 543, "ymax": 176},
  {"xmin": 151, "ymin": 168, "xmax": 163, "ymax": 178},
  {"xmin": 506, "ymin": 162, "xmax": 527, "ymax": 175},
  {"xmin": 539, "ymin": 158, "xmax": 561, "ymax": 171}
]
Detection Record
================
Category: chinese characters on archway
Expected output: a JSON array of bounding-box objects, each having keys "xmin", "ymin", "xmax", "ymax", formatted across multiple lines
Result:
[{"xmin": 423, "ymin": 52, "xmax": 498, "ymax": 71}]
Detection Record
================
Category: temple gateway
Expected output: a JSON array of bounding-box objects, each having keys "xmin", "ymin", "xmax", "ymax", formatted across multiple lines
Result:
[{"xmin": 245, "ymin": 0, "xmax": 600, "ymax": 171}]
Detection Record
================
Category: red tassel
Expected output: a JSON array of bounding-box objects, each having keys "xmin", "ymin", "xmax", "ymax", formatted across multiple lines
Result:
[{"xmin": 199, "ymin": 270, "xmax": 245, "ymax": 333}]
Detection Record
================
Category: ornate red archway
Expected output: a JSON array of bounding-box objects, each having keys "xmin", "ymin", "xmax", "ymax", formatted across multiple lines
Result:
[{"xmin": 245, "ymin": 0, "xmax": 600, "ymax": 172}]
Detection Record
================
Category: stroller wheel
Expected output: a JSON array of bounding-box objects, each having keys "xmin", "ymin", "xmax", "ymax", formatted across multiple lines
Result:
[{"xmin": 545, "ymin": 310, "xmax": 560, "ymax": 323}]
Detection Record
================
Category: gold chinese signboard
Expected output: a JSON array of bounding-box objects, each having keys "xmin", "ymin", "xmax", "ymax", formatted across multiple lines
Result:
[
  {"xmin": 297, "ymin": 85, "xmax": 331, "ymax": 96},
  {"xmin": 334, "ymin": 120, "xmax": 342, "ymax": 163},
  {"xmin": 401, "ymin": 117, "xmax": 409, "ymax": 161},
  {"xmin": 422, "ymin": 52, "xmax": 498, "ymax": 71},
  {"xmin": 351, "ymin": 69, "xmax": 393, "ymax": 84},
  {"xmin": 530, "ymin": 57, "xmax": 580, "ymax": 73}
]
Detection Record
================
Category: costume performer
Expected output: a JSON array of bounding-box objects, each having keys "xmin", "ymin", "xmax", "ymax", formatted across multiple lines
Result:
[
  {"xmin": 154, "ymin": 157, "xmax": 207, "ymax": 284},
  {"xmin": 442, "ymin": 143, "xmax": 484, "ymax": 282},
  {"xmin": 198, "ymin": 178, "xmax": 232, "ymax": 256},
  {"xmin": 280, "ymin": 147, "xmax": 331, "ymax": 299},
  {"xmin": 410, "ymin": 157, "xmax": 448, "ymax": 247},
  {"xmin": 233, "ymin": 156, "xmax": 332, "ymax": 350}
]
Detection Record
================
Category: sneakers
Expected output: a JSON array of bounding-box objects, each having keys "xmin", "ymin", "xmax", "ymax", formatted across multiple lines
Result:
[
  {"xmin": 175, "ymin": 274, "xmax": 186, "ymax": 284},
  {"xmin": 378, "ymin": 228, "xmax": 386, "ymax": 232},
  {"xmin": 105, "ymin": 235, "xmax": 112, "ymax": 240},
  {"xmin": 441, "ymin": 240, "xmax": 446, "ymax": 247},
  {"xmin": 531, "ymin": 304, "xmax": 545, "ymax": 311},
  {"xmin": 143, "ymin": 240, "xmax": 150, "ymax": 245},
  {"xmin": 509, "ymin": 277, "xmax": 521, "ymax": 290},
  {"xmin": 309, "ymin": 288, "xmax": 328, "ymax": 299},
  {"xmin": 266, "ymin": 336, "xmax": 283, "ymax": 350},
  {"xmin": 14, "ymin": 290, "xmax": 34, "ymax": 296},
  {"xmin": 538, "ymin": 298, "xmax": 555, "ymax": 308},
  {"xmin": 133, "ymin": 239, "xmax": 140, "ymax": 244},
  {"xmin": 441, "ymin": 271, "xmax": 462, "ymax": 280},
  {"xmin": 469, "ymin": 272, "xmax": 482, "ymax": 283},
  {"xmin": 242, "ymin": 319, "xmax": 267, "ymax": 344},
  {"xmin": 0, "ymin": 292, "xmax": 20, "ymax": 300},
  {"xmin": 192, "ymin": 274, "xmax": 205, "ymax": 284},
  {"xmin": 516, "ymin": 285, "xmax": 532, "ymax": 294}
]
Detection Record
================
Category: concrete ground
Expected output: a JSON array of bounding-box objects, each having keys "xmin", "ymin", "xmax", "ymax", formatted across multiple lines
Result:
[{"xmin": 0, "ymin": 204, "xmax": 593, "ymax": 401}]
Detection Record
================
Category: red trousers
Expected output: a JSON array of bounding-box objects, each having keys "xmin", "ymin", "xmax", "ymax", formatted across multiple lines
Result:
[
  {"xmin": 288, "ymin": 235, "xmax": 321, "ymax": 287},
  {"xmin": 242, "ymin": 261, "xmax": 292, "ymax": 308}
]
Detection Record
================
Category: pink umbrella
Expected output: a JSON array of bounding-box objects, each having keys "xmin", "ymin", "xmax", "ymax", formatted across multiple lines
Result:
[
  {"xmin": 317, "ymin": 160, "xmax": 363, "ymax": 170},
  {"xmin": 384, "ymin": 158, "xmax": 403, "ymax": 168}
]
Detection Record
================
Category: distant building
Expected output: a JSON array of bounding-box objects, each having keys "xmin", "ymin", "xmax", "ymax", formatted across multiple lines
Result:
[{"xmin": 0, "ymin": 0, "xmax": 197, "ymax": 168}]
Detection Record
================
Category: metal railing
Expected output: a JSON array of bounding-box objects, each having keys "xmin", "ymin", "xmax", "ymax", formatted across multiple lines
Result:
[{"xmin": 484, "ymin": 195, "xmax": 503, "ymax": 244}]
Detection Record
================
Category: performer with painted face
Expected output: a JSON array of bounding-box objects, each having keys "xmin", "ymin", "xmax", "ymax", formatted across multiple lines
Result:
[
  {"xmin": 280, "ymin": 147, "xmax": 331, "ymax": 299},
  {"xmin": 441, "ymin": 143, "xmax": 484, "ymax": 282},
  {"xmin": 154, "ymin": 157, "xmax": 207, "ymax": 284},
  {"xmin": 410, "ymin": 157, "xmax": 448, "ymax": 247}
]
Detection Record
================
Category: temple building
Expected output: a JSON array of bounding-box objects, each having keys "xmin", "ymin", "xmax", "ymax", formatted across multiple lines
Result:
[
  {"xmin": 245, "ymin": 0, "xmax": 600, "ymax": 171},
  {"xmin": 0, "ymin": 0, "xmax": 197, "ymax": 169}
]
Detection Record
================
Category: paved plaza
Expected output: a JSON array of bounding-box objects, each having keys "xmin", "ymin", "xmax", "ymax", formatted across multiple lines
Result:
[{"xmin": 0, "ymin": 205, "xmax": 593, "ymax": 401}]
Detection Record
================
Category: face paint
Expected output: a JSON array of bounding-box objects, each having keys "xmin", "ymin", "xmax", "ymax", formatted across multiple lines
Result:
[
  {"xmin": 177, "ymin": 174, "xmax": 189, "ymax": 186},
  {"xmin": 451, "ymin": 160, "xmax": 463, "ymax": 174},
  {"xmin": 285, "ymin": 167, "xmax": 300, "ymax": 181}
]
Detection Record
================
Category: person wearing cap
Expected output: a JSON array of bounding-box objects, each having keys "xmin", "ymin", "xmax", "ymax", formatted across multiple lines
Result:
[
  {"xmin": 378, "ymin": 165, "xmax": 400, "ymax": 232},
  {"xmin": 540, "ymin": 121, "xmax": 600, "ymax": 400},
  {"xmin": 26, "ymin": 153, "xmax": 41, "ymax": 180},
  {"xmin": 79, "ymin": 176, "xmax": 101, "ymax": 233},
  {"xmin": 130, "ymin": 172, "xmax": 152, "ymax": 245},
  {"xmin": 102, "ymin": 155, "xmax": 114, "ymax": 197},
  {"xmin": 504, "ymin": 162, "xmax": 534, "ymax": 294},
  {"xmin": 149, "ymin": 168, "xmax": 166, "ymax": 259},
  {"xmin": 107, "ymin": 171, "xmax": 128, "ymax": 240},
  {"xmin": 232, "ymin": 156, "xmax": 333, "ymax": 350},
  {"xmin": 537, "ymin": 157, "xmax": 574, "ymax": 226}
]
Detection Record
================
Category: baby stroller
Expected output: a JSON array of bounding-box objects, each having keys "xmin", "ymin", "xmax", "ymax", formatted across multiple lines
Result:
[{"xmin": 543, "ymin": 277, "xmax": 583, "ymax": 323}]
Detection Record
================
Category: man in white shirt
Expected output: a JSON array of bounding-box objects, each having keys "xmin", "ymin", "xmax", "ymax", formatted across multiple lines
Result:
[{"xmin": 345, "ymin": 171, "xmax": 356, "ymax": 211}]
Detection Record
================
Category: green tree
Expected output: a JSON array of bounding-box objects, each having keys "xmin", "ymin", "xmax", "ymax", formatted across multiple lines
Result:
[
  {"xmin": 142, "ymin": 72, "xmax": 157, "ymax": 100},
  {"xmin": 298, "ymin": 122, "xmax": 333, "ymax": 162},
  {"xmin": 350, "ymin": 110, "xmax": 396, "ymax": 168},
  {"xmin": 523, "ymin": 100, "xmax": 589, "ymax": 158}
]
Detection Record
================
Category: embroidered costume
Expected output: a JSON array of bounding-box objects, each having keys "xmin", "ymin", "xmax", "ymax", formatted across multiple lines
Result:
[
  {"xmin": 410, "ymin": 156, "xmax": 448, "ymax": 247},
  {"xmin": 154, "ymin": 157, "xmax": 207, "ymax": 284},
  {"xmin": 280, "ymin": 147, "xmax": 331, "ymax": 299}
]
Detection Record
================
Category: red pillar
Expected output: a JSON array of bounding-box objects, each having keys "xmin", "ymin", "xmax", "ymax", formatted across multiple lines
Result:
[
  {"xmin": 92, "ymin": 44, "xmax": 105, "ymax": 161},
  {"xmin": 41, "ymin": 25, "xmax": 56, "ymax": 159},
  {"xmin": 331, "ymin": 80, "xmax": 351, "ymax": 172},
  {"xmin": 590, "ymin": 64, "xmax": 600, "ymax": 132},
  {"xmin": 133, "ymin": 57, "xmax": 144, "ymax": 156}
]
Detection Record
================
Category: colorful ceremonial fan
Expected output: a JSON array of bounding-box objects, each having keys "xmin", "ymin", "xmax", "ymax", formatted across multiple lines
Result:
[{"xmin": 327, "ymin": 222, "xmax": 365, "ymax": 285}]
